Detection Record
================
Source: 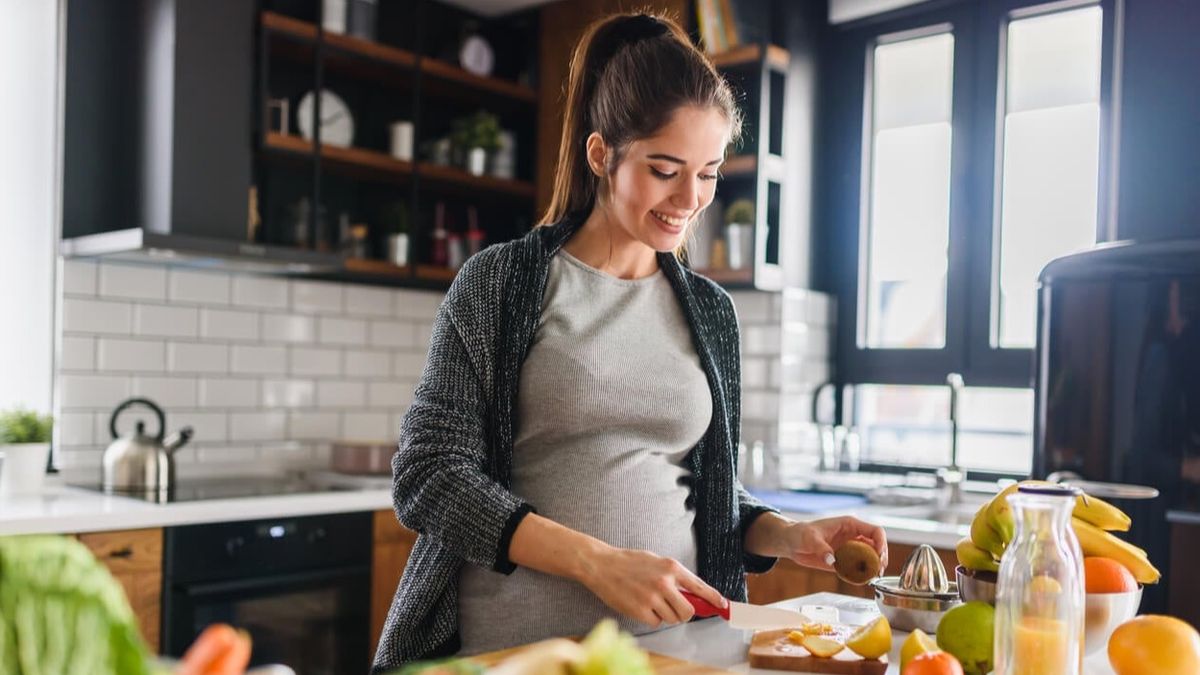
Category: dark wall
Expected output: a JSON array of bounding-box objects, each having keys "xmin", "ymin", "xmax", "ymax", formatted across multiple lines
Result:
[{"xmin": 1115, "ymin": 0, "xmax": 1200, "ymax": 242}]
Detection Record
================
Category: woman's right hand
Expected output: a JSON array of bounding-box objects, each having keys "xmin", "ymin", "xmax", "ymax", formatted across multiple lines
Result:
[{"xmin": 577, "ymin": 545, "xmax": 727, "ymax": 629}]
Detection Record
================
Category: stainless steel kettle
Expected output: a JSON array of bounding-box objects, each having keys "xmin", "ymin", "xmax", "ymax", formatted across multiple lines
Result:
[{"xmin": 102, "ymin": 397, "xmax": 192, "ymax": 498}]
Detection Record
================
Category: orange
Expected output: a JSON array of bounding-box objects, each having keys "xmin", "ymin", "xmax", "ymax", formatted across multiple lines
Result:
[
  {"xmin": 1108, "ymin": 615, "xmax": 1200, "ymax": 675},
  {"xmin": 903, "ymin": 651, "xmax": 964, "ymax": 675},
  {"xmin": 1085, "ymin": 556, "xmax": 1138, "ymax": 594}
]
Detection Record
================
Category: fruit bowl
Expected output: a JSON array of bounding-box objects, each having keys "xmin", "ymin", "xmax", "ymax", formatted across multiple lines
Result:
[
  {"xmin": 955, "ymin": 565, "xmax": 997, "ymax": 605},
  {"xmin": 1084, "ymin": 586, "xmax": 1142, "ymax": 655}
]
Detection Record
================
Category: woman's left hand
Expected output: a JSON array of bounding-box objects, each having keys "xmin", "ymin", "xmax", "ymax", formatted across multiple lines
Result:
[{"xmin": 779, "ymin": 517, "xmax": 888, "ymax": 572}]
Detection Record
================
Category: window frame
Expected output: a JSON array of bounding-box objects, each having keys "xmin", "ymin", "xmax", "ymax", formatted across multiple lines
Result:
[{"xmin": 823, "ymin": 0, "xmax": 1121, "ymax": 391}]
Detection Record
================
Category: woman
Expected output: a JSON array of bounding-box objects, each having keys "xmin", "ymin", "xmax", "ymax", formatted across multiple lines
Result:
[{"xmin": 372, "ymin": 12, "xmax": 887, "ymax": 672}]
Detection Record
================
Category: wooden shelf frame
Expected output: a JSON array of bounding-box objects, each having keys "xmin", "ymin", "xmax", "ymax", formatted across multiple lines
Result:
[
  {"xmin": 710, "ymin": 43, "xmax": 790, "ymax": 71},
  {"xmin": 260, "ymin": 10, "xmax": 535, "ymax": 105}
]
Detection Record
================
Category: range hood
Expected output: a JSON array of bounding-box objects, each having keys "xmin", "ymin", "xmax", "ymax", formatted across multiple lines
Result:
[{"xmin": 60, "ymin": 228, "xmax": 341, "ymax": 275}]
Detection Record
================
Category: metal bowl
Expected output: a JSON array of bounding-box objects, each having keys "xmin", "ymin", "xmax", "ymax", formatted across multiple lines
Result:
[
  {"xmin": 955, "ymin": 565, "xmax": 998, "ymax": 605},
  {"xmin": 872, "ymin": 576, "xmax": 962, "ymax": 633},
  {"xmin": 1085, "ymin": 587, "xmax": 1143, "ymax": 655}
]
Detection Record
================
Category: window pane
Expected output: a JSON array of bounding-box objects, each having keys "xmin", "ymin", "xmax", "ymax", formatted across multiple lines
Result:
[
  {"xmin": 996, "ymin": 7, "xmax": 1102, "ymax": 348},
  {"xmin": 854, "ymin": 384, "xmax": 1033, "ymax": 474},
  {"xmin": 862, "ymin": 32, "xmax": 954, "ymax": 348}
]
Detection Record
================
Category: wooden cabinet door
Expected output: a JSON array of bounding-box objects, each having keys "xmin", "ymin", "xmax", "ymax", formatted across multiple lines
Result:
[
  {"xmin": 371, "ymin": 510, "xmax": 417, "ymax": 659},
  {"xmin": 78, "ymin": 528, "xmax": 163, "ymax": 653}
]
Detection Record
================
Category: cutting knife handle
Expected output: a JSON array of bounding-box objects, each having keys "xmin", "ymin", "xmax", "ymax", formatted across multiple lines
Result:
[{"xmin": 680, "ymin": 590, "xmax": 730, "ymax": 620}]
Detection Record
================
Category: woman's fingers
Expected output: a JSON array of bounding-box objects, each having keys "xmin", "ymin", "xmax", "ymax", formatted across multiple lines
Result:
[{"xmin": 675, "ymin": 564, "xmax": 727, "ymax": 610}]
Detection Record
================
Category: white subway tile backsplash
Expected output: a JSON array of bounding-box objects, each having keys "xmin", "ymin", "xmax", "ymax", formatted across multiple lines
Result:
[
  {"xmin": 59, "ymin": 374, "xmax": 130, "ymax": 409},
  {"xmin": 262, "ymin": 314, "xmax": 315, "ymax": 343},
  {"xmin": 345, "ymin": 286, "xmax": 394, "ymax": 317},
  {"xmin": 293, "ymin": 280, "xmax": 343, "ymax": 313},
  {"xmin": 199, "ymin": 378, "xmax": 260, "ymax": 408},
  {"xmin": 60, "ymin": 336, "xmax": 95, "ymax": 371},
  {"xmin": 230, "ymin": 345, "xmax": 287, "ymax": 375},
  {"xmin": 55, "ymin": 448, "xmax": 103, "ymax": 471},
  {"xmin": 98, "ymin": 337, "xmax": 165, "ymax": 372},
  {"xmin": 201, "ymin": 309, "xmax": 260, "ymax": 340},
  {"xmin": 62, "ymin": 260, "xmax": 97, "ymax": 295},
  {"xmin": 729, "ymin": 291, "xmax": 774, "ymax": 323},
  {"xmin": 743, "ymin": 391, "xmax": 780, "ymax": 421},
  {"xmin": 172, "ymin": 411, "xmax": 228, "ymax": 443},
  {"xmin": 345, "ymin": 350, "xmax": 391, "ymax": 378},
  {"xmin": 744, "ymin": 325, "xmax": 782, "ymax": 356},
  {"xmin": 232, "ymin": 276, "xmax": 288, "ymax": 309},
  {"xmin": 288, "ymin": 411, "xmax": 340, "ymax": 439},
  {"xmin": 317, "ymin": 381, "xmax": 366, "ymax": 408},
  {"xmin": 57, "ymin": 411, "xmax": 95, "ymax": 446},
  {"xmin": 289, "ymin": 347, "xmax": 341, "ymax": 376},
  {"xmin": 262, "ymin": 379, "xmax": 315, "ymax": 408},
  {"xmin": 257, "ymin": 441, "xmax": 314, "ymax": 464},
  {"xmin": 413, "ymin": 323, "xmax": 434, "ymax": 350},
  {"xmin": 195, "ymin": 444, "xmax": 258, "ymax": 463},
  {"xmin": 63, "ymin": 298, "xmax": 132, "ymax": 334},
  {"xmin": 169, "ymin": 269, "xmax": 231, "ymax": 304},
  {"xmin": 318, "ymin": 317, "xmax": 367, "ymax": 345},
  {"xmin": 134, "ymin": 304, "xmax": 199, "ymax": 338},
  {"xmin": 368, "ymin": 381, "xmax": 409, "ymax": 408},
  {"xmin": 98, "ymin": 264, "xmax": 166, "ymax": 301},
  {"xmin": 369, "ymin": 320, "xmax": 415, "ymax": 349},
  {"xmin": 131, "ymin": 375, "xmax": 199, "ymax": 408},
  {"xmin": 392, "ymin": 352, "xmax": 426, "ymax": 378},
  {"xmin": 230, "ymin": 411, "xmax": 287, "ymax": 441},
  {"xmin": 742, "ymin": 357, "xmax": 770, "ymax": 389},
  {"xmin": 394, "ymin": 290, "xmax": 444, "ymax": 319},
  {"xmin": 167, "ymin": 342, "xmax": 229, "ymax": 373},
  {"xmin": 341, "ymin": 412, "xmax": 391, "ymax": 441}
]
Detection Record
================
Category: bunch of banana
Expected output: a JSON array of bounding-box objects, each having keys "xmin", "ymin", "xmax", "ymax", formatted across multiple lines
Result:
[{"xmin": 958, "ymin": 480, "xmax": 1159, "ymax": 584}]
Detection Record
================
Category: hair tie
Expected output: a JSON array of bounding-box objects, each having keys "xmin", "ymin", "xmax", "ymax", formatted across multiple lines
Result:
[{"xmin": 593, "ymin": 14, "xmax": 669, "ymax": 67}]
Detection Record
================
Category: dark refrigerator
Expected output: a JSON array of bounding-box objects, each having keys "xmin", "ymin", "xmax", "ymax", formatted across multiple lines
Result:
[{"xmin": 1035, "ymin": 238, "xmax": 1200, "ymax": 618}]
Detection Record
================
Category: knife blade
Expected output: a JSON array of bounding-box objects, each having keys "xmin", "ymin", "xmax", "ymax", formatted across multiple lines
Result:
[{"xmin": 681, "ymin": 590, "xmax": 808, "ymax": 630}]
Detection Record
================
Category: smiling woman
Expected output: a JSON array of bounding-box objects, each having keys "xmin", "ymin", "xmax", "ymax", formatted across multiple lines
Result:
[{"xmin": 372, "ymin": 11, "xmax": 887, "ymax": 673}]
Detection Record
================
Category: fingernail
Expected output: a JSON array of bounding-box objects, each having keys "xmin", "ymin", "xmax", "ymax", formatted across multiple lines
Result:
[{"xmin": 824, "ymin": 553, "xmax": 836, "ymax": 567}]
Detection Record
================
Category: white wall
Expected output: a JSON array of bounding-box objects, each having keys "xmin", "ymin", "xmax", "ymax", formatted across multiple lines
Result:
[
  {"xmin": 829, "ymin": 0, "xmax": 929, "ymax": 24},
  {"xmin": 0, "ymin": 0, "xmax": 59, "ymax": 412}
]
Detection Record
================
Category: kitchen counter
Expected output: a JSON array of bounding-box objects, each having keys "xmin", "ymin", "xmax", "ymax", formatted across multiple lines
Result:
[
  {"xmin": 0, "ymin": 477, "xmax": 973, "ymax": 548},
  {"xmin": 638, "ymin": 592, "xmax": 1119, "ymax": 674}
]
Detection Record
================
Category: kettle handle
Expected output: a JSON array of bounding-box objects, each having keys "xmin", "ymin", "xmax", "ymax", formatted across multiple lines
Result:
[{"xmin": 109, "ymin": 398, "xmax": 165, "ymax": 442}]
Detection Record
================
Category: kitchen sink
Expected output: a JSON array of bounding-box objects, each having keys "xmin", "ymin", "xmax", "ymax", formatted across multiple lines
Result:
[{"xmin": 876, "ymin": 501, "xmax": 982, "ymax": 527}]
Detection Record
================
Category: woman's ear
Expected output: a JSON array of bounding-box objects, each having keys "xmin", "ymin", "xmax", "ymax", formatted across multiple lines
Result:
[{"xmin": 585, "ymin": 132, "xmax": 608, "ymax": 177}]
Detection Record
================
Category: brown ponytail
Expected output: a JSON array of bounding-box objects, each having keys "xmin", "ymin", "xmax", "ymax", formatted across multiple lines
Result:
[{"xmin": 538, "ymin": 11, "xmax": 743, "ymax": 227}]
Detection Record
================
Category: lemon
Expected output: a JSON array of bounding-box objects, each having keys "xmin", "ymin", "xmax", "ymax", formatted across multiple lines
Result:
[
  {"xmin": 845, "ymin": 616, "xmax": 892, "ymax": 660},
  {"xmin": 801, "ymin": 635, "xmax": 845, "ymax": 658},
  {"xmin": 901, "ymin": 628, "xmax": 940, "ymax": 671}
]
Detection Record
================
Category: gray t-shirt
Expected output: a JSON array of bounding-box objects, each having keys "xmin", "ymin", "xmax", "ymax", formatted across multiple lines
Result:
[{"xmin": 456, "ymin": 249, "xmax": 713, "ymax": 655}]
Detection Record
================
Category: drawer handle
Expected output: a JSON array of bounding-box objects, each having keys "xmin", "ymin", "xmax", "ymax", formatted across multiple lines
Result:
[{"xmin": 109, "ymin": 547, "xmax": 134, "ymax": 559}]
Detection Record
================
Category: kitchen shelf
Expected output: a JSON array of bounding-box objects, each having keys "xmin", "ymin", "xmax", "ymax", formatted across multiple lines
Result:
[
  {"xmin": 695, "ymin": 267, "xmax": 755, "ymax": 286},
  {"xmin": 260, "ymin": 10, "xmax": 534, "ymax": 106},
  {"xmin": 416, "ymin": 162, "xmax": 535, "ymax": 200},
  {"xmin": 343, "ymin": 259, "xmax": 411, "ymax": 277},
  {"xmin": 723, "ymin": 154, "xmax": 757, "ymax": 177},
  {"xmin": 415, "ymin": 265, "xmax": 459, "ymax": 283},
  {"xmin": 710, "ymin": 43, "xmax": 790, "ymax": 71}
]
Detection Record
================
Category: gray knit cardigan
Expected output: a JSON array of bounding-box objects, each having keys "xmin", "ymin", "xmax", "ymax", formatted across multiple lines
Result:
[{"xmin": 372, "ymin": 214, "xmax": 779, "ymax": 673}]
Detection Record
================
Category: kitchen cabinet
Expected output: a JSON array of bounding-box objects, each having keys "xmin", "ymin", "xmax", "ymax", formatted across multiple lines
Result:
[
  {"xmin": 77, "ymin": 528, "xmax": 164, "ymax": 653},
  {"xmin": 1168, "ymin": 520, "xmax": 1200, "ymax": 627},
  {"xmin": 746, "ymin": 542, "xmax": 956, "ymax": 605},
  {"xmin": 371, "ymin": 509, "xmax": 418, "ymax": 658}
]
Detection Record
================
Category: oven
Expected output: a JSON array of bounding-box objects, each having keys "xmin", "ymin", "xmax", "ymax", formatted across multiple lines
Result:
[{"xmin": 161, "ymin": 512, "xmax": 372, "ymax": 675}]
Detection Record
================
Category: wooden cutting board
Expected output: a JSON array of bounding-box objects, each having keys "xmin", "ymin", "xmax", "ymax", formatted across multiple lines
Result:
[
  {"xmin": 470, "ymin": 642, "xmax": 735, "ymax": 674},
  {"xmin": 748, "ymin": 628, "xmax": 888, "ymax": 674}
]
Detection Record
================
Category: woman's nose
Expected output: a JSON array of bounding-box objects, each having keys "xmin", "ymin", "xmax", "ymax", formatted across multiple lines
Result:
[{"xmin": 673, "ymin": 177, "xmax": 702, "ymax": 210}]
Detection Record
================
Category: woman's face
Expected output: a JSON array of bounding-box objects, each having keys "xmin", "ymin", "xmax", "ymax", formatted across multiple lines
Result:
[{"xmin": 602, "ymin": 106, "xmax": 730, "ymax": 253}]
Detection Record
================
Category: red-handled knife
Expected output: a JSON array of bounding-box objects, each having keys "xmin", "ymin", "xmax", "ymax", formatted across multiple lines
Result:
[{"xmin": 681, "ymin": 590, "xmax": 807, "ymax": 630}]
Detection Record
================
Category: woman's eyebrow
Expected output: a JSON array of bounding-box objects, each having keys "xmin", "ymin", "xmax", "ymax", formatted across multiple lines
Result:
[{"xmin": 647, "ymin": 153, "xmax": 724, "ymax": 167}]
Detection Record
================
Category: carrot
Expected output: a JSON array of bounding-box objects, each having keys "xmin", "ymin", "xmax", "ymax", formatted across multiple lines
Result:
[{"xmin": 177, "ymin": 623, "xmax": 251, "ymax": 675}]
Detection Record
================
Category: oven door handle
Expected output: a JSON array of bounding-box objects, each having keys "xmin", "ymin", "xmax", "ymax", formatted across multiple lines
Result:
[{"xmin": 172, "ymin": 564, "xmax": 370, "ymax": 597}]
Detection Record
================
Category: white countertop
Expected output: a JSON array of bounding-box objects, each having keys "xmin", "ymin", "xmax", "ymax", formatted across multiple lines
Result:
[{"xmin": 639, "ymin": 592, "xmax": 1118, "ymax": 674}]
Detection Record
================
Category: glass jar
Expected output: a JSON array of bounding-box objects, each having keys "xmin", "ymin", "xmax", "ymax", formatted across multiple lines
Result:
[{"xmin": 994, "ymin": 485, "xmax": 1085, "ymax": 675}]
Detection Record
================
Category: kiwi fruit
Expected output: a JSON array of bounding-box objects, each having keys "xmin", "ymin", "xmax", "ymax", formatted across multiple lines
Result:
[{"xmin": 833, "ymin": 540, "xmax": 881, "ymax": 585}]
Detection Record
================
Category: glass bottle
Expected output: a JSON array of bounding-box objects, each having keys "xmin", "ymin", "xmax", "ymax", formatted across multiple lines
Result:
[{"xmin": 994, "ymin": 485, "xmax": 1085, "ymax": 675}]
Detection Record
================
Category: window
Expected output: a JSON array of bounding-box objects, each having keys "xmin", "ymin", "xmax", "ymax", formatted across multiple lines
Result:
[{"xmin": 824, "ymin": 0, "xmax": 1116, "ymax": 474}]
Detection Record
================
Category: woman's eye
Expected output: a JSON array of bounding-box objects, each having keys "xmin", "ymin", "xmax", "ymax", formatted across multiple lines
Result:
[
  {"xmin": 700, "ymin": 173, "xmax": 719, "ymax": 181},
  {"xmin": 650, "ymin": 167, "xmax": 677, "ymax": 180}
]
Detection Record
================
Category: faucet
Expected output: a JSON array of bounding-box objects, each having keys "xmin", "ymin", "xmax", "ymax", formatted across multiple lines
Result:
[{"xmin": 938, "ymin": 372, "xmax": 966, "ymax": 505}]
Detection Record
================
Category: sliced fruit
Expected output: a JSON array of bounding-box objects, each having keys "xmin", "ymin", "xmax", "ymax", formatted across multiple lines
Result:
[
  {"xmin": 1108, "ymin": 615, "xmax": 1200, "ymax": 675},
  {"xmin": 904, "ymin": 651, "xmax": 965, "ymax": 675},
  {"xmin": 787, "ymin": 630, "xmax": 806, "ymax": 645},
  {"xmin": 845, "ymin": 616, "xmax": 891, "ymax": 660},
  {"xmin": 801, "ymin": 635, "xmax": 845, "ymax": 658},
  {"xmin": 1084, "ymin": 556, "xmax": 1138, "ymax": 593},
  {"xmin": 1073, "ymin": 517, "xmax": 1161, "ymax": 584},
  {"xmin": 901, "ymin": 629, "xmax": 940, "ymax": 672},
  {"xmin": 833, "ymin": 540, "xmax": 881, "ymax": 585}
]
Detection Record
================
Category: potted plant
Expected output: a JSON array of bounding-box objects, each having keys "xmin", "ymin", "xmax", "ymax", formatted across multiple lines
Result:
[
  {"xmin": 461, "ymin": 110, "xmax": 501, "ymax": 176},
  {"xmin": 0, "ymin": 407, "xmax": 53, "ymax": 496},
  {"xmin": 380, "ymin": 200, "xmax": 410, "ymax": 267},
  {"xmin": 724, "ymin": 198, "xmax": 755, "ymax": 270}
]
